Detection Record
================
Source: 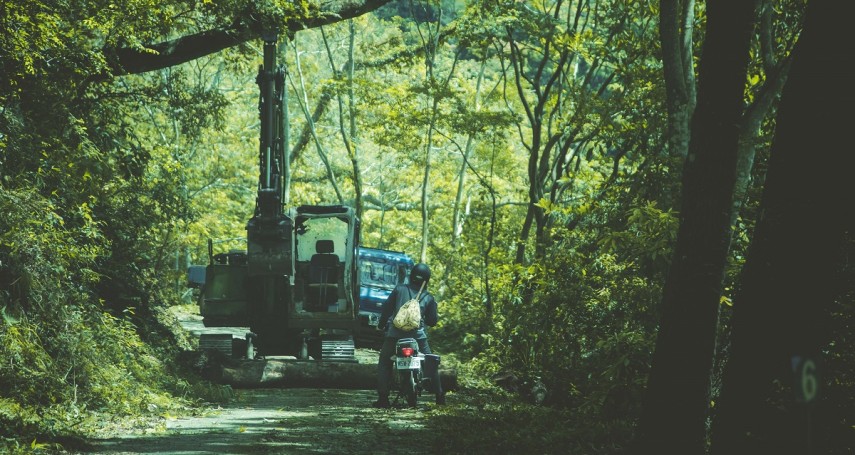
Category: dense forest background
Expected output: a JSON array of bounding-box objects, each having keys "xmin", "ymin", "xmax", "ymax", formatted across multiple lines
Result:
[{"xmin": 1, "ymin": 0, "xmax": 853, "ymax": 453}]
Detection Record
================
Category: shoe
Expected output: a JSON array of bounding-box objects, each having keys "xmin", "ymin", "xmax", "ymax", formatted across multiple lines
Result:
[
  {"xmin": 372, "ymin": 398, "xmax": 390, "ymax": 409},
  {"xmin": 435, "ymin": 392, "xmax": 446, "ymax": 405}
]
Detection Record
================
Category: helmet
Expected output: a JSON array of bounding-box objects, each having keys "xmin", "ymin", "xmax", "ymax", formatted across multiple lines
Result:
[{"xmin": 410, "ymin": 263, "xmax": 431, "ymax": 286}]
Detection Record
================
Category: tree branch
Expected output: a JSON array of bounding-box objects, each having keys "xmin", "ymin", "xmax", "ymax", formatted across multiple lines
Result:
[{"xmin": 106, "ymin": 0, "xmax": 393, "ymax": 75}]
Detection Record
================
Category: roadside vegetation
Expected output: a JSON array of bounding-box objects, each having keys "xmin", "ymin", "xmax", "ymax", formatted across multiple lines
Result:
[
  {"xmin": 2, "ymin": 1, "xmax": 853, "ymax": 454},
  {"xmin": 0, "ymin": 191, "xmax": 229, "ymax": 451}
]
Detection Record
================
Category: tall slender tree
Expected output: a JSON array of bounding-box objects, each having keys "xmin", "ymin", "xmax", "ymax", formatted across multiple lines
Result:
[
  {"xmin": 659, "ymin": 0, "xmax": 697, "ymax": 159},
  {"xmin": 730, "ymin": 0, "xmax": 803, "ymax": 227},
  {"xmin": 634, "ymin": 1, "xmax": 760, "ymax": 453}
]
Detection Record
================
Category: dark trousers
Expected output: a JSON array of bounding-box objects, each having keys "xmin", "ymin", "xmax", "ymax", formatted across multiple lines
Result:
[{"xmin": 377, "ymin": 337, "xmax": 443, "ymax": 400}]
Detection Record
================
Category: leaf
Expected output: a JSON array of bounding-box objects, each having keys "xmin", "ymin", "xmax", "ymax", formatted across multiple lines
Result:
[
  {"xmin": 1, "ymin": 306, "xmax": 20, "ymax": 325},
  {"xmin": 534, "ymin": 198, "xmax": 552, "ymax": 213}
]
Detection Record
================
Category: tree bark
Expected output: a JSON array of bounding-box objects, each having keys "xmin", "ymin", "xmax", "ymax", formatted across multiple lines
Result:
[
  {"xmin": 731, "ymin": 55, "xmax": 791, "ymax": 227},
  {"xmin": 730, "ymin": 0, "xmax": 798, "ymax": 227},
  {"xmin": 633, "ymin": 1, "xmax": 759, "ymax": 453},
  {"xmin": 420, "ymin": 97, "xmax": 437, "ymax": 264},
  {"xmin": 659, "ymin": 0, "xmax": 696, "ymax": 158},
  {"xmin": 346, "ymin": 21, "xmax": 363, "ymax": 222},
  {"xmin": 450, "ymin": 57, "xmax": 486, "ymax": 255},
  {"xmin": 712, "ymin": 1, "xmax": 854, "ymax": 453},
  {"xmin": 105, "ymin": 0, "xmax": 393, "ymax": 75}
]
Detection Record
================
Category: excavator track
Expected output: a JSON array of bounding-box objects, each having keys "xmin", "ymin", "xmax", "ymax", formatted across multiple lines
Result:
[
  {"xmin": 320, "ymin": 336, "xmax": 357, "ymax": 362},
  {"xmin": 199, "ymin": 333, "xmax": 233, "ymax": 356}
]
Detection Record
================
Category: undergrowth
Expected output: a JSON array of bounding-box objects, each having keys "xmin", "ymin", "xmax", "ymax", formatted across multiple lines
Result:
[
  {"xmin": 425, "ymin": 384, "xmax": 632, "ymax": 455},
  {"xmin": 0, "ymin": 188, "xmax": 230, "ymax": 453},
  {"xmin": 422, "ymin": 358, "xmax": 634, "ymax": 455}
]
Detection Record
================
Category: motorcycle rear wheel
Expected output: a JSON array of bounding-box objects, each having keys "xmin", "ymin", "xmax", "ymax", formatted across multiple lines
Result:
[{"xmin": 399, "ymin": 370, "xmax": 417, "ymax": 407}]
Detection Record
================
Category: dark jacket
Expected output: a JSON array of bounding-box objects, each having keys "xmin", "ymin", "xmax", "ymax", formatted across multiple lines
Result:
[{"xmin": 378, "ymin": 283, "xmax": 438, "ymax": 339}]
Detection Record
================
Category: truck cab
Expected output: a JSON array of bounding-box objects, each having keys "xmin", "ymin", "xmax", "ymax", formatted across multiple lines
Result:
[{"xmin": 355, "ymin": 247, "xmax": 414, "ymax": 347}]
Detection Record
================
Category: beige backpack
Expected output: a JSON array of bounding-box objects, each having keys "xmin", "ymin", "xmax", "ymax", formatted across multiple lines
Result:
[{"xmin": 392, "ymin": 281, "xmax": 426, "ymax": 331}]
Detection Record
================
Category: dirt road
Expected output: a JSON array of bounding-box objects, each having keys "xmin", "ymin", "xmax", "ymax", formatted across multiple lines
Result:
[
  {"xmin": 84, "ymin": 387, "xmax": 442, "ymax": 454},
  {"xmin": 80, "ymin": 310, "xmax": 442, "ymax": 454}
]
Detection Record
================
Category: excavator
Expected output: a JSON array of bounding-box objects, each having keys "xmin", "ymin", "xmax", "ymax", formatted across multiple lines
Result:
[
  {"xmin": 189, "ymin": 36, "xmax": 456, "ymax": 392},
  {"xmin": 195, "ymin": 35, "xmax": 360, "ymax": 363}
]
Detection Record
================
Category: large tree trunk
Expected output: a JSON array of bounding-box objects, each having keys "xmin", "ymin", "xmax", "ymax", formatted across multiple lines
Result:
[
  {"xmin": 712, "ymin": 1, "xmax": 854, "ymax": 453},
  {"xmin": 420, "ymin": 99, "xmax": 437, "ymax": 263},
  {"xmin": 633, "ymin": 1, "xmax": 759, "ymax": 453}
]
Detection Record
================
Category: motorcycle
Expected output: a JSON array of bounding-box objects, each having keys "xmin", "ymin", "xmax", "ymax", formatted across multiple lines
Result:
[{"xmin": 392, "ymin": 338, "xmax": 440, "ymax": 407}]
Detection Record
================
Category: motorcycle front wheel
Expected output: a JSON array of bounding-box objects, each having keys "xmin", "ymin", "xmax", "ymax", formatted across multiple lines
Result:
[{"xmin": 399, "ymin": 370, "xmax": 417, "ymax": 407}]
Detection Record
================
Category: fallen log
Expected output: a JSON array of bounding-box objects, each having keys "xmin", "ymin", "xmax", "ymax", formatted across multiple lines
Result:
[{"xmin": 218, "ymin": 358, "xmax": 458, "ymax": 391}]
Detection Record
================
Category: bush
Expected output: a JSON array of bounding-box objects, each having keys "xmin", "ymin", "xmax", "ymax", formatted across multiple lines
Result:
[{"xmin": 0, "ymin": 188, "xmax": 194, "ymax": 446}]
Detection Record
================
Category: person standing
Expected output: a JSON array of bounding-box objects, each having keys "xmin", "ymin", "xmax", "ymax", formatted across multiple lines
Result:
[{"xmin": 373, "ymin": 263, "xmax": 445, "ymax": 408}]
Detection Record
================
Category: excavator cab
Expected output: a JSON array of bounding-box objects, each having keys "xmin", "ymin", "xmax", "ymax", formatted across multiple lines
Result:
[
  {"xmin": 289, "ymin": 205, "xmax": 359, "ymax": 325},
  {"xmin": 198, "ymin": 205, "xmax": 359, "ymax": 360}
]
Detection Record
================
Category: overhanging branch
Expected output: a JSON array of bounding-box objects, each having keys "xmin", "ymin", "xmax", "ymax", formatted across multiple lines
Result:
[{"xmin": 107, "ymin": 0, "xmax": 393, "ymax": 75}]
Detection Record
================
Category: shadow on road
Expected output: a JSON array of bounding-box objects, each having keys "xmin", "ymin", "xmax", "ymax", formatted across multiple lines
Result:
[{"xmin": 83, "ymin": 388, "xmax": 439, "ymax": 455}]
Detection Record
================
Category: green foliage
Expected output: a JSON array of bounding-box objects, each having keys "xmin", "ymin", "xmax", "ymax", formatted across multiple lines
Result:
[
  {"xmin": 0, "ymin": 2, "xmax": 248, "ymax": 446},
  {"xmin": 425, "ymin": 387, "xmax": 628, "ymax": 454},
  {"xmin": 437, "ymin": 195, "xmax": 675, "ymax": 447},
  {"xmin": 0, "ymin": 189, "xmax": 193, "ymax": 445},
  {"xmin": 598, "ymin": 201, "xmax": 678, "ymax": 272},
  {"xmin": 0, "ymin": 0, "xmax": 813, "ymax": 451}
]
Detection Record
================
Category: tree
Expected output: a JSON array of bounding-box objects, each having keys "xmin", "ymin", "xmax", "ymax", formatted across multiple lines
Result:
[
  {"xmin": 658, "ymin": 0, "xmax": 801, "ymax": 218},
  {"xmin": 290, "ymin": 33, "xmax": 346, "ymax": 203},
  {"xmin": 412, "ymin": 0, "xmax": 450, "ymax": 263},
  {"xmin": 712, "ymin": 1, "xmax": 855, "ymax": 453},
  {"xmin": 659, "ymin": 0, "xmax": 696, "ymax": 159},
  {"xmin": 323, "ymin": 21, "xmax": 365, "ymax": 220},
  {"xmin": 730, "ymin": 0, "xmax": 803, "ymax": 227},
  {"xmin": 633, "ymin": 1, "xmax": 760, "ymax": 453},
  {"xmin": 484, "ymin": 0, "xmax": 659, "ymax": 267}
]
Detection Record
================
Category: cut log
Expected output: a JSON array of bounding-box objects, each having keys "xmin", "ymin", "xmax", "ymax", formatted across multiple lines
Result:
[{"xmin": 218, "ymin": 358, "xmax": 458, "ymax": 391}]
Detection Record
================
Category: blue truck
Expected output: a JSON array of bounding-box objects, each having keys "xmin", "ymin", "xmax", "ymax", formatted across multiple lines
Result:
[{"xmin": 355, "ymin": 247, "xmax": 415, "ymax": 347}]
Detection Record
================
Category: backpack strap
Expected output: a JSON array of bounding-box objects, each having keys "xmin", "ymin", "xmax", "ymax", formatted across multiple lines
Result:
[
  {"xmin": 414, "ymin": 280, "xmax": 426, "ymax": 301},
  {"xmin": 401, "ymin": 281, "xmax": 426, "ymax": 307}
]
